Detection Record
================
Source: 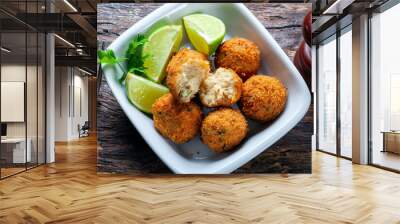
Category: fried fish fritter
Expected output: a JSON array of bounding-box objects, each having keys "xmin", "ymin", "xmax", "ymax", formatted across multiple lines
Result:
[
  {"xmin": 152, "ymin": 93, "xmax": 202, "ymax": 144},
  {"xmin": 166, "ymin": 48, "xmax": 211, "ymax": 103},
  {"xmin": 215, "ymin": 37, "xmax": 260, "ymax": 81},
  {"xmin": 200, "ymin": 68, "xmax": 242, "ymax": 107},
  {"xmin": 201, "ymin": 108, "xmax": 248, "ymax": 152},
  {"xmin": 240, "ymin": 75, "xmax": 287, "ymax": 122}
]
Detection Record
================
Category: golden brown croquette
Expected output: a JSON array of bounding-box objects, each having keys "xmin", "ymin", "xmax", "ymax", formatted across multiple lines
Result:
[
  {"xmin": 166, "ymin": 48, "xmax": 211, "ymax": 103},
  {"xmin": 240, "ymin": 75, "xmax": 287, "ymax": 122},
  {"xmin": 215, "ymin": 37, "xmax": 260, "ymax": 81},
  {"xmin": 200, "ymin": 68, "xmax": 242, "ymax": 107},
  {"xmin": 201, "ymin": 108, "xmax": 248, "ymax": 152},
  {"xmin": 152, "ymin": 93, "xmax": 202, "ymax": 144}
]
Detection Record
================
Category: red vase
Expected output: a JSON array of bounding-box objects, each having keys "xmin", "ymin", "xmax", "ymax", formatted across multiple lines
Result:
[
  {"xmin": 294, "ymin": 40, "xmax": 311, "ymax": 90},
  {"xmin": 303, "ymin": 11, "xmax": 312, "ymax": 46}
]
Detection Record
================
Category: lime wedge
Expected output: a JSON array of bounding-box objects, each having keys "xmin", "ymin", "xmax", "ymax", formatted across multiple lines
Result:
[
  {"xmin": 143, "ymin": 25, "xmax": 183, "ymax": 83},
  {"xmin": 125, "ymin": 73, "xmax": 169, "ymax": 114},
  {"xmin": 183, "ymin": 14, "xmax": 226, "ymax": 55}
]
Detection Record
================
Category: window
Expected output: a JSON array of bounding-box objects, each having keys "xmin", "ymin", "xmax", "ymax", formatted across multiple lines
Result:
[
  {"xmin": 0, "ymin": 1, "xmax": 47, "ymax": 179},
  {"xmin": 370, "ymin": 3, "xmax": 400, "ymax": 171},
  {"xmin": 317, "ymin": 36, "xmax": 337, "ymax": 154},
  {"xmin": 339, "ymin": 28, "xmax": 352, "ymax": 158},
  {"xmin": 316, "ymin": 26, "xmax": 353, "ymax": 159}
]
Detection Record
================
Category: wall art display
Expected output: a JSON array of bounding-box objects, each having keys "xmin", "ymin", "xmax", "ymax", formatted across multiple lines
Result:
[{"xmin": 97, "ymin": 3, "xmax": 312, "ymax": 174}]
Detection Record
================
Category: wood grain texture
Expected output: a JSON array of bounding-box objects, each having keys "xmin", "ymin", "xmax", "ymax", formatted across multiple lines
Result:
[
  {"xmin": 1, "ymin": 135, "xmax": 400, "ymax": 223},
  {"xmin": 97, "ymin": 3, "xmax": 312, "ymax": 173}
]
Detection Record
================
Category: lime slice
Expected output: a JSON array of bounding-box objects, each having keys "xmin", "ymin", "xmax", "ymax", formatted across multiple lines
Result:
[
  {"xmin": 143, "ymin": 25, "xmax": 183, "ymax": 83},
  {"xmin": 183, "ymin": 14, "xmax": 226, "ymax": 55},
  {"xmin": 125, "ymin": 73, "xmax": 169, "ymax": 114}
]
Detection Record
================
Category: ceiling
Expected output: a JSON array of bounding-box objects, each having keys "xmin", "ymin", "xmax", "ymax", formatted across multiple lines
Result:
[
  {"xmin": 0, "ymin": 0, "xmax": 99, "ymax": 74},
  {"xmin": 310, "ymin": 0, "xmax": 393, "ymax": 44},
  {"xmin": 1, "ymin": 32, "xmax": 45, "ymax": 64}
]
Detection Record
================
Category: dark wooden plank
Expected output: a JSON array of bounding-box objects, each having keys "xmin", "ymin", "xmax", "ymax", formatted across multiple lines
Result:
[{"xmin": 97, "ymin": 3, "xmax": 312, "ymax": 174}]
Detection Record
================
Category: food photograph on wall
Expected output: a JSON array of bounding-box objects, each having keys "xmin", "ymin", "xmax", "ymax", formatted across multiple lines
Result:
[{"xmin": 97, "ymin": 3, "xmax": 312, "ymax": 174}]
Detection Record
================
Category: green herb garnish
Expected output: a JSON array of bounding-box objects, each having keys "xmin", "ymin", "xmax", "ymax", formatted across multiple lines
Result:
[
  {"xmin": 98, "ymin": 34, "xmax": 149, "ymax": 84},
  {"xmin": 126, "ymin": 34, "xmax": 149, "ymax": 80},
  {"xmin": 97, "ymin": 49, "xmax": 126, "ymax": 65}
]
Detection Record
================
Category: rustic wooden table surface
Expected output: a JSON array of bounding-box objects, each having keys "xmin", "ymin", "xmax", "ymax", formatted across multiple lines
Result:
[{"xmin": 97, "ymin": 3, "xmax": 312, "ymax": 174}]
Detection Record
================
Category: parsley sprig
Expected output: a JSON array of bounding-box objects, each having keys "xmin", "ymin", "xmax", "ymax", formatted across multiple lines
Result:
[
  {"xmin": 98, "ymin": 34, "xmax": 149, "ymax": 83},
  {"xmin": 126, "ymin": 35, "xmax": 148, "ymax": 78}
]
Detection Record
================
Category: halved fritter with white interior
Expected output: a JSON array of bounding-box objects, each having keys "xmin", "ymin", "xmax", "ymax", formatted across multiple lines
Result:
[
  {"xmin": 166, "ymin": 48, "xmax": 210, "ymax": 103},
  {"xmin": 200, "ymin": 68, "xmax": 242, "ymax": 107}
]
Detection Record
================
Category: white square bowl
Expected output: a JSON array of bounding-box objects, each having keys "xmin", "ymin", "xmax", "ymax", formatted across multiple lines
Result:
[{"xmin": 101, "ymin": 3, "xmax": 311, "ymax": 174}]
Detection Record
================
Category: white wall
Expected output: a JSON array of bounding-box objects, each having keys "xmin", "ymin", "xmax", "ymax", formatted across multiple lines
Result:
[
  {"xmin": 1, "ymin": 65, "xmax": 25, "ymax": 138},
  {"xmin": 54, "ymin": 66, "xmax": 89, "ymax": 141},
  {"xmin": 55, "ymin": 66, "xmax": 69, "ymax": 141},
  {"xmin": 1, "ymin": 63, "xmax": 46, "ymax": 164},
  {"xmin": 1, "ymin": 65, "xmax": 42, "ymax": 138},
  {"xmin": 72, "ymin": 73, "xmax": 89, "ymax": 138}
]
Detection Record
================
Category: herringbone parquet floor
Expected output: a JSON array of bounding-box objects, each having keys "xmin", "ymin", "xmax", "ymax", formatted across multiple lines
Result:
[{"xmin": 1, "ymin": 135, "xmax": 400, "ymax": 224}]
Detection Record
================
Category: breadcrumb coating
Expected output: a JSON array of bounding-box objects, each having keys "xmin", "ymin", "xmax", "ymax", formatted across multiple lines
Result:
[
  {"xmin": 152, "ymin": 93, "xmax": 202, "ymax": 144},
  {"xmin": 240, "ymin": 75, "xmax": 287, "ymax": 122},
  {"xmin": 201, "ymin": 108, "xmax": 248, "ymax": 152},
  {"xmin": 215, "ymin": 37, "xmax": 260, "ymax": 81}
]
